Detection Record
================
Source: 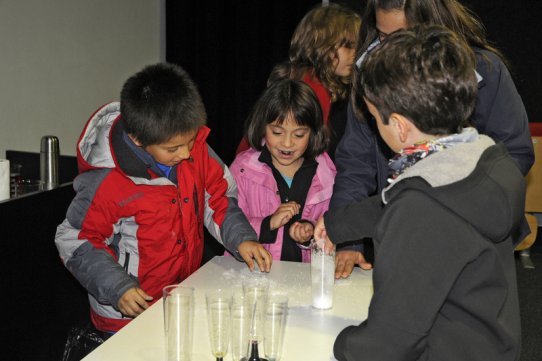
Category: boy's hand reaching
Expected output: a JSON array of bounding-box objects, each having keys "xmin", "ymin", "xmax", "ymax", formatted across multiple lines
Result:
[
  {"xmin": 270, "ymin": 201, "xmax": 300, "ymax": 230},
  {"xmin": 315, "ymin": 215, "xmax": 373, "ymax": 278},
  {"xmin": 118, "ymin": 287, "xmax": 153, "ymax": 318},
  {"xmin": 314, "ymin": 216, "xmax": 334, "ymax": 253},
  {"xmin": 289, "ymin": 221, "xmax": 314, "ymax": 243},
  {"xmin": 335, "ymin": 251, "xmax": 372, "ymax": 278},
  {"xmin": 238, "ymin": 241, "xmax": 272, "ymax": 273}
]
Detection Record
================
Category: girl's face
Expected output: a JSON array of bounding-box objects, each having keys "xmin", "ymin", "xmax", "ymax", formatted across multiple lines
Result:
[
  {"xmin": 265, "ymin": 114, "xmax": 311, "ymax": 174},
  {"xmin": 375, "ymin": 8, "xmax": 409, "ymax": 42},
  {"xmin": 334, "ymin": 46, "xmax": 356, "ymax": 77}
]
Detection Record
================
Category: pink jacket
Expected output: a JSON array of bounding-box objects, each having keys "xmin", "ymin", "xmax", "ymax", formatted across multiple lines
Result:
[{"xmin": 230, "ymin": 148, "xmax": 336, "ymax": 262}]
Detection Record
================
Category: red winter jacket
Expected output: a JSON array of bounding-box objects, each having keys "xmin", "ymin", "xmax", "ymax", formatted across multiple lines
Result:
[{"xmin": 55, "ymin": 102, "xmax": 255, "ymax": 332}]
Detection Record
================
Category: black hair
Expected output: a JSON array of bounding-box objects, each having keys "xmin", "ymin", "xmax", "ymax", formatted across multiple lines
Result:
[
  {"xmin": 120, "ymin": 63, "xmax": 206, "ymax": 146},
  {"xmin": 246, "ymin": 79, "xmax": 328, "ymax": 158},
  {"xmin": 361, "ymin": 24, "xmax": 477, "ymax": 135}
]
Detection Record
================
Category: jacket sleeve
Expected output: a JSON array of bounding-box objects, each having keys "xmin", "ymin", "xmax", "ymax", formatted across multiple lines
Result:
[
  {"xmin": 54, "ymin": 170, "xmax": 139, "ymax": 309},
  {"xmin": 203, "ymin": 146, "xmax": 257, "ymax": 257},
  {"xmin": 229, "ymin": 156, "xmax": 279, "ymax": 244},
  {"xmin": 330, "ymin": 102, "xmax": 387, "ymax": 209},
  {"xmin": 472, "ymin": 50, "xmax": 534, "ymax": 175},
  {"xmin": 333, "ymin": 192, "xmax": 475, "ymax": 361},
  {"xmin": 324, "ymin": 195, "xmax": 383, "ymax": 243}
]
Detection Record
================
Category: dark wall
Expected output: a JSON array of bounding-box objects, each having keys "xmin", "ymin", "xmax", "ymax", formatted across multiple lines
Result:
[
  {"xmin": 462, "ymin": 0, "xmax": 542, "ymax": 123},
  {"xmin": 166, "ymin": 0, "xmax": 542, "ymax": 163},
  {"xmin": 166, "ymin": 0, "xmax": 321, "ymax": 164},
  {"xmin": 2, "ymin": 185, "xmax": 89, "ymax": 361}
]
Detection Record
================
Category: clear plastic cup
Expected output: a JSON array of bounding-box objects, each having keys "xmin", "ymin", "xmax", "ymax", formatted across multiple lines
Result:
[
  {"xmin": 311, "ymin": 242, "xmax": 335, "ymax": 309},
  {"xmin": 163, "ymin": 285, "xmax": 194, "ymax": 361}
]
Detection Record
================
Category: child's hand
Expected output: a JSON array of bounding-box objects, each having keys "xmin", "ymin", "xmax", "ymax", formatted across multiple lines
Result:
[
  {"xmin": 117, "ymin": 287, "xmax": 153, "ymax": 318},
  {"xmin": 289, "ymin": 221, "xmax": 314, "ymax": 243},
  {"xmin": 335, "ymin": 250, "xmax": 372, "ymax": 279},
  {"xmin": 270, "ymin": 201, "xmax": 301, "ymax": 230},
  {"xmin": 314, "ymin": 216, "xmax": 335, "ymax": 254},
  {"xmin": 314, "ymin": 215, "xmax": 327, "ymax": 241},
  {"xmin": 238, "ymin": 240, "xmax": 272, "ymax": 273}
]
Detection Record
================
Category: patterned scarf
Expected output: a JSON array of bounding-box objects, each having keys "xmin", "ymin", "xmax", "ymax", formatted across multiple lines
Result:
[{"xmin": 388, "ymin": 127, "xmax": 479, "ymax": 179}]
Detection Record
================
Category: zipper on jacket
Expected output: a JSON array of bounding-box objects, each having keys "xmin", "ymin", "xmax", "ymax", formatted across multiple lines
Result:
[
  {"xmin": 193, "ymin": 188, "xmax": 199, "ymax": 217},
  {"xmin": 123, "ymin": 252, "xmax": 130, "ymax": 272}
]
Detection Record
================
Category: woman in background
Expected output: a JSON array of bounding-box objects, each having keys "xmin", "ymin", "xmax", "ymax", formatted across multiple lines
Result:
[{"xmin": 330, "ymin": 0, "xmax": 534, "ymax": 278}]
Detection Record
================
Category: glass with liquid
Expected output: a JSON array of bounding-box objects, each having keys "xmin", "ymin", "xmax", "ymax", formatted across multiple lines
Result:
[{"xmin": 311, "ymin": 241, "xmax": 335, "ymax": 309}]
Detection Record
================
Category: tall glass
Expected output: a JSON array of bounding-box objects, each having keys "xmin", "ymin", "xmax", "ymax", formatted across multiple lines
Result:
[
  {"xmin": 242, "ymin": 277, "xmax": 270, "ymax": 360},
  {"xmin": 163, "ymin": 285, "xmax": 194, "ymax": 361},
  {"xmin": 231, "ymin": 293, "xmax": 251, "ymax": 361},
  {"xmin": 311, "ymin": 242, "xmax": 335, "ymax": 309},
  {"xmin": 206, "ymin": 289, "xmax": 232, "ymax": 361},
  {"xmin": 263, "ymin": 294, "xmax": 288, "ymax": 361}
]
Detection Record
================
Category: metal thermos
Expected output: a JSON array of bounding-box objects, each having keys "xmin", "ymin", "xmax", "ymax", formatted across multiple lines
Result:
[{"xmin": 40, "ymin": 135, "xmax": 59, "ymax": 190}]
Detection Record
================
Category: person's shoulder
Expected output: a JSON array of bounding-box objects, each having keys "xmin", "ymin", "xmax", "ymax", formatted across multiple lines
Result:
[
  {"xmin": 473, "ymin": 48, "xmax": 506, "ymax": 77},
  {"xmin": 231, "ymin": 148, "xmax": 262, "ymax": 171},
  {"xmin": 315, "ymin": 152, "xmax": 336, "ymax": 173}
]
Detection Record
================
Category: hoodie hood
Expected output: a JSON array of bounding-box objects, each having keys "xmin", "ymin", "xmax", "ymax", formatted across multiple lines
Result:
[
  {"xmin": 77, "ymin": 102, "xmax": 120, "ymax": 173},
  {"xmin": 76, "ymin": 101, "xmax": 210, "ymax": 179},
  {"xmin": 382, "ymin": 136, "xmax": 525, "ymax": 244}
]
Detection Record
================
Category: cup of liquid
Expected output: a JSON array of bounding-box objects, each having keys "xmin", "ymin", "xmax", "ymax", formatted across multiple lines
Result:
[{"xmin": 311, "ymin": 240, "xmax": 335, "ymax": 310}]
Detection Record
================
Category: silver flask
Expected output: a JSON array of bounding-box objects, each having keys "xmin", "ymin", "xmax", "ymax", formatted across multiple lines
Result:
[{"xmin": 40, "ymin": 135, "xmax": 59, "ymax": 190}]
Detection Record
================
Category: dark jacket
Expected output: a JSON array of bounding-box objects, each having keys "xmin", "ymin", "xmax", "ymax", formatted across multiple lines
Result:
[
  {"xmin": 331, "ymin": 48, "xmax": 533, "ymax": 209},
  {"xmin": 326, "ymin": 137, "xmax": 523, "ymax": 361}
]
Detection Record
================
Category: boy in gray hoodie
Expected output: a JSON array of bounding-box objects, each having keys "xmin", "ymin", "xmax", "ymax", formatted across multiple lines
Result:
[{"xmin": 316, "ymin": 25, "xmax": 523, "ymax": 361}]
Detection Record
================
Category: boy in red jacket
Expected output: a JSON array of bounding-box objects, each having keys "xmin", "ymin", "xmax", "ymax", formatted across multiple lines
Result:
[{"xmin": 55, "ymin": 63, "xmax": 271, "ymax": 333}]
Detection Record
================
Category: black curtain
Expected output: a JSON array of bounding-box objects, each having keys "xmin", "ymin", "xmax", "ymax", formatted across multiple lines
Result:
[
  {"xmin": 166, "ymin": 0, "xmax": 322, "ymax": 165},
  {"xmin": 167, "ymin": 0, "xmax": 542, "ymax": 167},
  {"xmin": 462, "ymin": 0, "xmax": 542, "ymax": 126}
]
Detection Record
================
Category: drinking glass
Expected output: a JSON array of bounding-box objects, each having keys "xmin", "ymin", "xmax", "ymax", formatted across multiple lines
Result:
[
  {"xmin": 9, "ymin": 163, "xmax": 22, "ymax": 198},
  {"xmin": 263, "ymin": 294, "xmax": 288, "ymax": 361},
  {"xmin": 206, "ymin": 289, "xmax": 233, "ymax": 361},
  {"xmin": 231, "ymin": 293, "xmax": 250, "ymax": 361},
  {"xmin": 17, "ymin": 179, "xmax": 44, "ymax": 195},
  {"xmin": 242, "ymin": 277, "xmax": 270, "ymax": 361},
  {"xmin": 311, "ymin": 241, "xmax": 336, "ymax": 309},
  {"xmin": 163, "ymin": 285, "xmax": 194, "ymax": 361}
]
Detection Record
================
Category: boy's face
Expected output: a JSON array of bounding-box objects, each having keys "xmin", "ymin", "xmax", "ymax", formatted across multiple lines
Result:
[
  {"xmin": 365, "ymin": 99, "xmax": 402, "ymax": 153},
  {"xmin": 136, "ymin": 129, "xmax": 198, "ymax": 166}
]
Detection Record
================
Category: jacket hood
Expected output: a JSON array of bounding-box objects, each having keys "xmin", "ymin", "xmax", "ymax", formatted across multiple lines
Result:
[
  {"xmin": 382, "ymin": 135, "xmax": 525, "ymax": 244},
  {"xmin": 76, "ymin": 102, "xmax": 211, "ymax": 176},
  {"xmin": 77, "ymin": 102, "xmax": 120, "ymax": 173}
]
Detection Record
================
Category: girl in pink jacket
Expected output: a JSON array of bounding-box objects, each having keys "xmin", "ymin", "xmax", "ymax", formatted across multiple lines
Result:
[{"xmin": 230, "ymin": 79, "xmax": 336, "ymax": 262}]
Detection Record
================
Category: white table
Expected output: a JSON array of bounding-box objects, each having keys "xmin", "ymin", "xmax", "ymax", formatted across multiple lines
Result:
[{"xmin": 83, "ymin": 256, "xmax": 373, "ymax": 361}]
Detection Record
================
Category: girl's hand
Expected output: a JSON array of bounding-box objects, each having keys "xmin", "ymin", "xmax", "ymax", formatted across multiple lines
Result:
[
  {"xmin": 289, "ymin": 221, "xmax": 314, "ymax": 243},
  {"xmin": 270, "ymin": 201, "xmax": 301, "ymax": 230}
]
